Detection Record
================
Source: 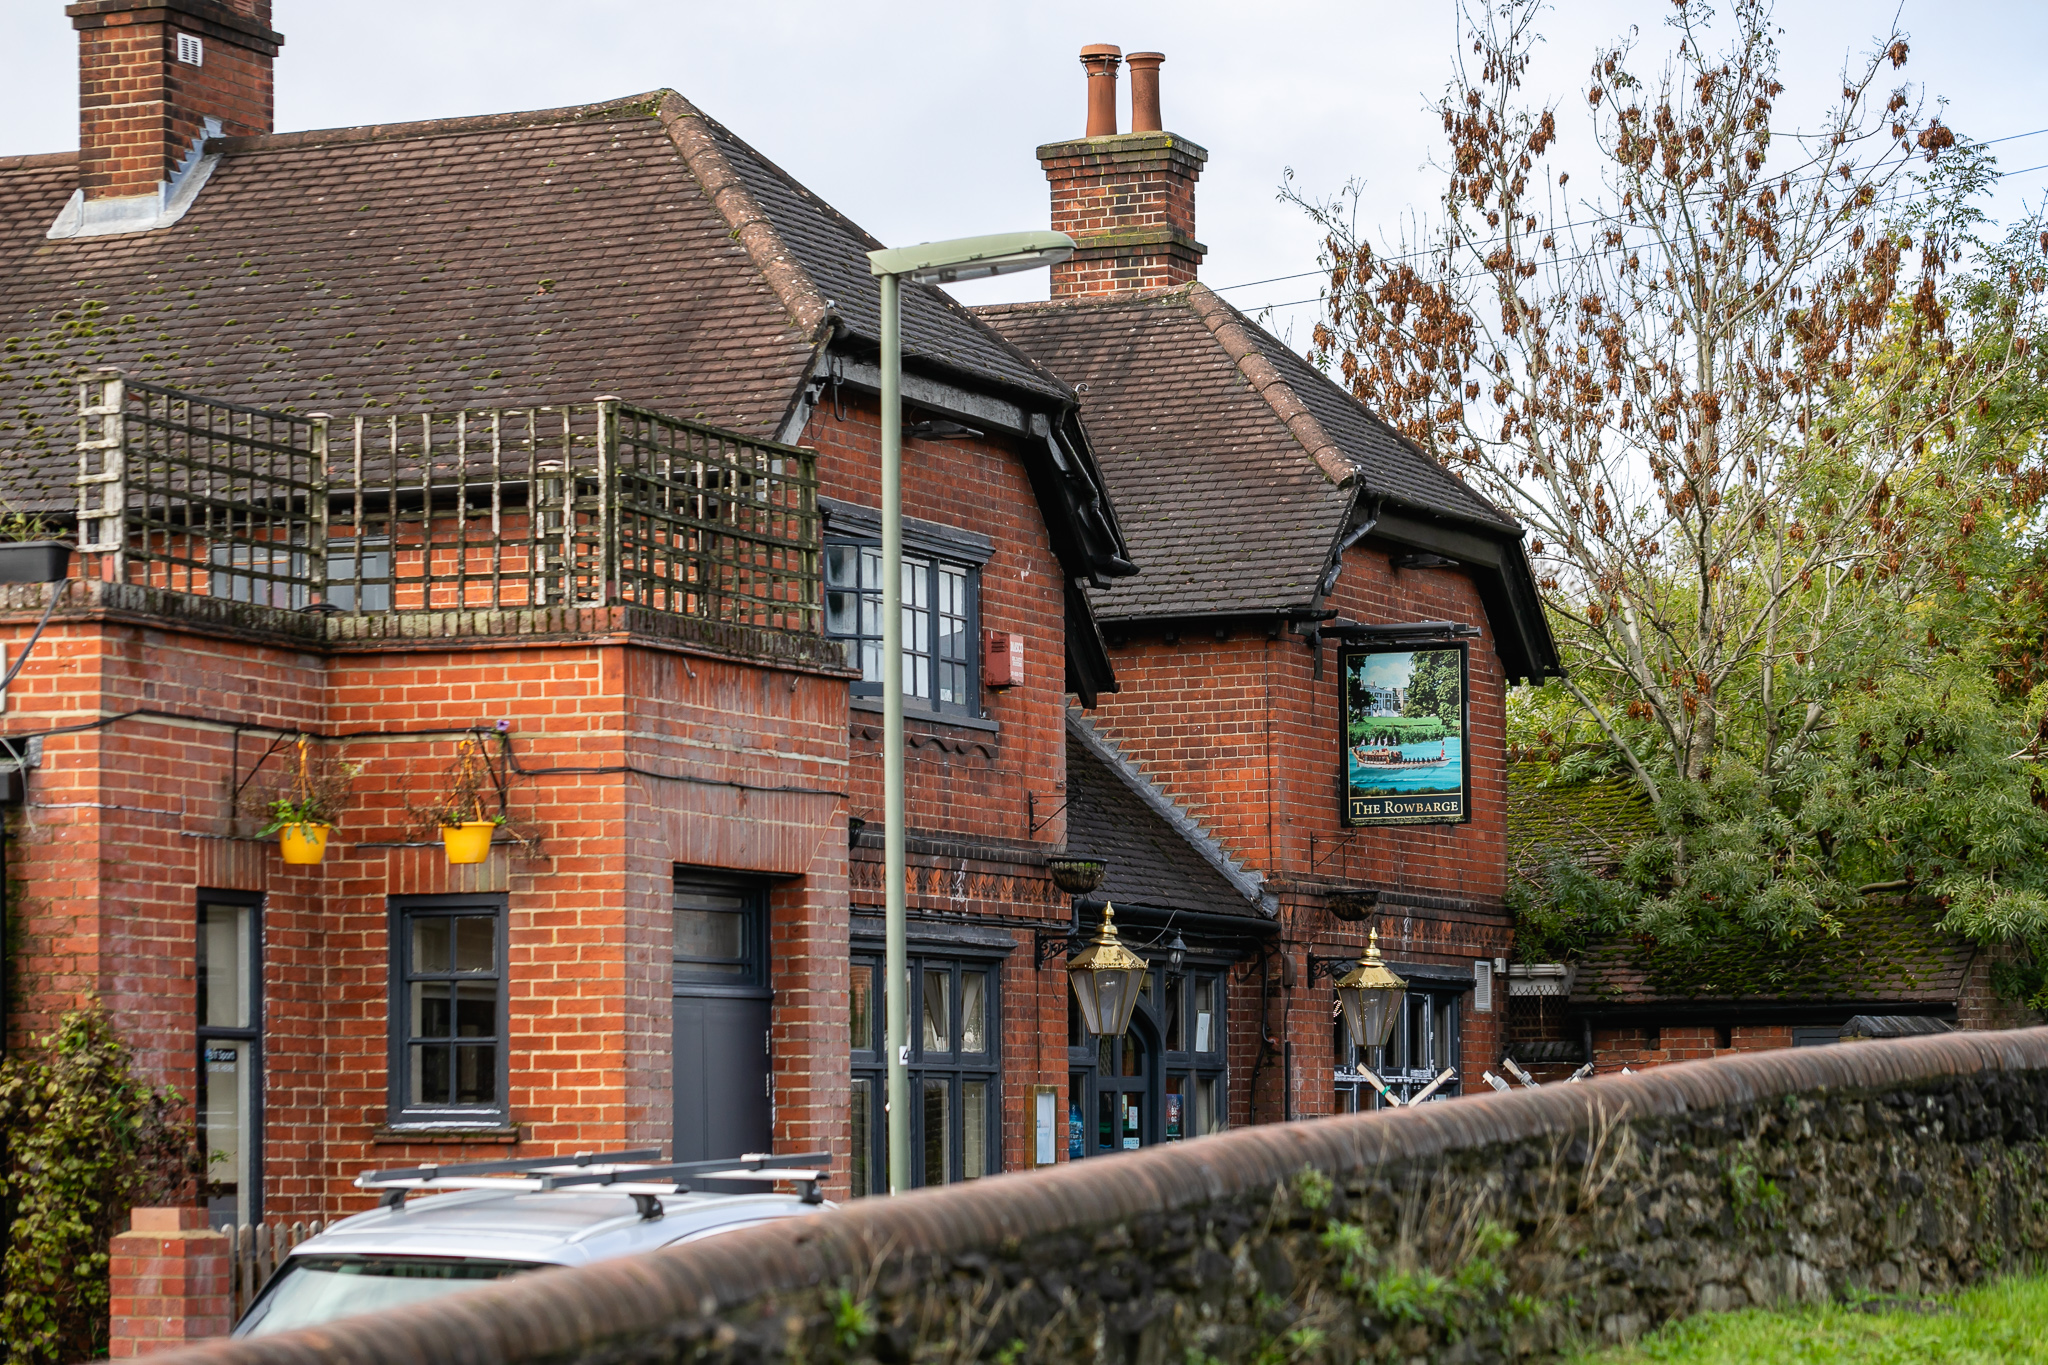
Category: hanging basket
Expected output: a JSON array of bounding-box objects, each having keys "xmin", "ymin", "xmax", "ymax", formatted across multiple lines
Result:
[
  {"xmin": 441, "ymin": 821, "xmax": 497, "ymax": 864},
  {"xmin": 277, "ymin": 822, "xmax": 331, "ymax": 865}
]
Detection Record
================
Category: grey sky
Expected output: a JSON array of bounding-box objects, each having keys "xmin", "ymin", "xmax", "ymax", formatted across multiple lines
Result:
[{"xmin": 4, "ymin": 0, "xmax": 2043, "ymax": 351}]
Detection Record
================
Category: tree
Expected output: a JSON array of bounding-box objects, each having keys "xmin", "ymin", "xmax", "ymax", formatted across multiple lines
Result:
[
  {"xmin": 1401, "ymin": 650, "xmax": 1464, "ymax": 733},
  {"xmin": 1289, "ymin": 0, "xmax": 2046, "ymax": 940}
]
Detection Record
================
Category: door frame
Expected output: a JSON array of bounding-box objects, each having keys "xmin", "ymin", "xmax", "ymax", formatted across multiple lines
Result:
[
  {"xmin": 196, "ymin": 888, "xmax": 264, "ymax": 1228},
  {"xmin": 672, "ymin": 871, "xmax": 773, "ymax": 1160}
]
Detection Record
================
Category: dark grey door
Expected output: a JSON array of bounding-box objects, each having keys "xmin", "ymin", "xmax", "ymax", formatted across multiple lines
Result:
[
  {"xmin": 672, "ymin": 991, "xmax": 771, "ymax": 1161},
  {"xmin": 672, "ymin": 876, "xmax": 772, "ymax": 1162}
]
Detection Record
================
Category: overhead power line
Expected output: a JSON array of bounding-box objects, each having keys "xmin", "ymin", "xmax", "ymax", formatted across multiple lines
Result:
[
  {"xmin": 1215, "ymin": 126, "xmax": 2048, "ymax": 298},
  {"xmin": 1234, "ymin": 156, "xmax": 2048, "ymax": 319}
]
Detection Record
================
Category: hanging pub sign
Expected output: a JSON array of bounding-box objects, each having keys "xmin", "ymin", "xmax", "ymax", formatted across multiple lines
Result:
[{"xmin": 1339, "ymin": 642, "xmax": 1470, "ymax": 826}]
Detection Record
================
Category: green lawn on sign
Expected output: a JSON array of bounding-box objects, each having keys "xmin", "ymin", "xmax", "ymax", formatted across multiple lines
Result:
[
  {"xmin": 1567, "ymin": 1273, "xmax": 2048, "ymax": 1364},
  {"xmin": 1348, "ymin": 715, "xmax": 1448, "ymax": 746}
]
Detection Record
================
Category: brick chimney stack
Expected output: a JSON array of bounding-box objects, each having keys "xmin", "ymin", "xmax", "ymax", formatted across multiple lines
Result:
[
  {"xmin": 1038, "ymin": 45, "xmax": 1207, "ymax": 298},
  {"xmin": 59, "ymin": 0, "xmax": 282, "ymax": 230}
]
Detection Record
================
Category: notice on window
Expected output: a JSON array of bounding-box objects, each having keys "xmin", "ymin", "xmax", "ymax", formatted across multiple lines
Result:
[
  {"xmin": 1339, "ymin": 643, "xmax": 1470, "ymax": 826},
  {"xmin": 1034, "ymin": 1088, "xmax": 1057, "ymax": 1167}
]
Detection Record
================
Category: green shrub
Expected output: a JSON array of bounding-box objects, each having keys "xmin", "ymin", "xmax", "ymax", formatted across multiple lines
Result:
[{"xmin": 0, "ymin": 1009, "xmax": 197, "ymax": 1365}]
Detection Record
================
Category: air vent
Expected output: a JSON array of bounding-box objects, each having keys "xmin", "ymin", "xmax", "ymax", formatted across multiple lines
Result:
[{"xmin": 176, "ymin": 32, "xmax": 203, "ymax": 66}]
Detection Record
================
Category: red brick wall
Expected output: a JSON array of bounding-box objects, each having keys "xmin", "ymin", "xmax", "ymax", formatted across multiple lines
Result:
[
  {"xmin": 1084, "ymin": 541, "xmax": 1514, "ymax": 1122},
  {"xmin": 3, "ymin": 382, "xmax": 1083, "ymax": 1216},
  {"xmin": 801, "ymin": 395, "xmax": 1070, "ymax": 854},
  {"xmin": 72, "ymin": 2, "xmax": 277, "ymax": 201},
  {"xmin": 798, "ymin": 392, "xmax": 1079, "ymax": 1175},
  {"xmin": 1038, "ymin": 134, "xmax": 1207, "ymax": 296},
  {"xmin": 1590, "ymin": 1023, "xmax": 1795, "ymax": 1072},
  {"xmin": 1, "ymin": 598, "xmax": 854, "ymax": 1217},
  {"xmin": 107, "ymin": 1207, "xmax": 230, "ymax": 1357}
]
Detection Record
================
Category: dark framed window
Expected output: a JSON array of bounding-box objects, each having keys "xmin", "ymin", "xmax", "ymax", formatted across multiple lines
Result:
[
  {"xmin": 825, "ymin": 542, "xmax": 978, "ymax": 714},
  {"xmin": 1066, "ymin": 964, "xmax": 1226, "ymax": 1157},
  {"xmin": 674, "ymin": 879, "xmax": 767, "ymax": 987},
  {"xmin": 849, "ymin": 954, "xmax": 999, "ymax": 1194},
  {"xmin": 198, "ymin": 891, "xmax": 262, "ymax": 1228},
  {"xmin": 1336, "ymin": 985, "xmax": 1461, "ymax": 1110},
  {"xmin": 390, "ymin": 896, "xmax": 509, "ymax": 1126}
]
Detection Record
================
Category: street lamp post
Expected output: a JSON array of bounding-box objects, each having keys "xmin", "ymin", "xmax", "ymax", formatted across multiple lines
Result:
[{"xmin": 865, "ymin": 231, "xmax": 1075, "ymax": 1195}]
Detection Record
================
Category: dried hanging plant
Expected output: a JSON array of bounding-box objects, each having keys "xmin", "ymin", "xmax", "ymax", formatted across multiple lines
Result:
[
  {"xmin": 244, "ymin": 734, "xmax": 361, "ymax": 833},
  {"xmin": 406, "ymin": 733, "xmax": 542, "ymax": 853}
]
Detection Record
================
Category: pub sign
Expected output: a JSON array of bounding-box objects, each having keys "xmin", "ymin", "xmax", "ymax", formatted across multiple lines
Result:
[{"xmin": 1339, "ymin": 643, "xmax": 1470, "ymax": 826}]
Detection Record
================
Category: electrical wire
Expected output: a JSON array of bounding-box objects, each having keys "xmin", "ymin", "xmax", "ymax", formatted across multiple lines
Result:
[
  {"xmin": 1214, "ymin": 126, "xmax": 2048, "ymax": 296},
  {"xmin": 1236, "ymin": 158, "xmax": 2048, "ymax": 317}
]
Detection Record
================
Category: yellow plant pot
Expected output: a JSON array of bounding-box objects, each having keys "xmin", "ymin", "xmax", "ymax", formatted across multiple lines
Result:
[
  {"xmin": 277, "ymin": 822, "xmax": 330, "ymax": 865},
  {"xmin": 441, "ymin": 821, "xmax": 497, "ymax": 864}
]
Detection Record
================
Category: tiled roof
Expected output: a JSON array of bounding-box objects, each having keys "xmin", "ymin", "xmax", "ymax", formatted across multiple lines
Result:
[
  {"xmin": 0, "ymin": 91, "xmax": 1065, "ymax": 513},
  {"xmin": 1064, "ymin": 711, "xmax": 1266, "ymax": 919},
  {"xmin": 979, "ymin": 284, "xmax": 1530, "ymax": 631},
  {"xmin": 1505, "ymin": 762, "xmax": 1659, "ymax": 878},
  {"xmin": 1571, "ymin": 898, "xmax": 1975, "ymax": 1009},
  {"xmin": 697, "ymin": 119, "xmax": 1066, "ymax": 403},
  {"xmin": 981, "ymin": 290, "xmax": 1351, "ymax": 619},
  {"xmin": 1242, "ymin": 324, "xmax": 1513, "ymax": 530}
]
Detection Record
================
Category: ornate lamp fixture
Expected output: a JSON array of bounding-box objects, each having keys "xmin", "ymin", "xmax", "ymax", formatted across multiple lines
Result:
[
  {"xmin": 1065, "ymin": 903, "xmax": 1149, "ymax": 1038},
  {"xmin": 1334, "ymin": 927, "xmax": 1408, "ymax": 1051}
]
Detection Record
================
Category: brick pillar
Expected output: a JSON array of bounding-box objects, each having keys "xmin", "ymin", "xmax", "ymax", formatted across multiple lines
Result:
[{"xmin": 108, "ymin": 1207, "xmax": 232, "ymax": 1357}]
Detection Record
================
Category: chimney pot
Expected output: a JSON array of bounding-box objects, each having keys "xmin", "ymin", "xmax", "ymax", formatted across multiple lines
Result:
[
  {"xmin": 1126, "ymin": 53, "xmax": 1164, "ymax": 133},
  {"xmin": 1079, "ymin": 43, "xmax": 1122, "ymax": 138}
]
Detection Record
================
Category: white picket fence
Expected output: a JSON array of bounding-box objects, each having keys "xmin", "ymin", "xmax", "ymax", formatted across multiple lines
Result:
[{"xmin": 226, "ymin": 1220, "xmax": 325, "ymax": 1319}]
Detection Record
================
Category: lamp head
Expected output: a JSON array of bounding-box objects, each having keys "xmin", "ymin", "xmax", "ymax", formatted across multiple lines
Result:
[
  {"xmin": 868, "ymin": 231, "xmax": 1077, "ymax": 284},
  {"xmin": 1335, "ymin": 926, "xmax": 1408, "ymax": 1051},
  {"xmin": 1065, "ymin": 903, "xmax": 1148, "ymax": 1037}
]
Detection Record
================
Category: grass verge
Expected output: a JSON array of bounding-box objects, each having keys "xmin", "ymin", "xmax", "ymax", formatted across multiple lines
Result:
[{"xmin": 1568, "ymin": 1272, "xmax": 2048, "ymax": 1363}]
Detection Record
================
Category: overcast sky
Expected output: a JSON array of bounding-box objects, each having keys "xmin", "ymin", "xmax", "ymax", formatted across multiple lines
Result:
[{"xmin": 4, "ymin": 0, "xmax": 2043, "ymax": 351}]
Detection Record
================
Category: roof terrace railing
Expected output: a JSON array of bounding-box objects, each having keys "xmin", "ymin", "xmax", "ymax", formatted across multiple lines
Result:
[{"xmin": 74, "ymin": 374, "xmax": 821, "ymax": 636}]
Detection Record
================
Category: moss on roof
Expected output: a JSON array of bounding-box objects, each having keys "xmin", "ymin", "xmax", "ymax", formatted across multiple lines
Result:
[
  {"xmin": 1505, "ymin": 761, "xmax": 1658, "ymax": 877},
  {"xmin": 1572, "ymin": 897, "xmax": 1974, "ymax": 1006}
]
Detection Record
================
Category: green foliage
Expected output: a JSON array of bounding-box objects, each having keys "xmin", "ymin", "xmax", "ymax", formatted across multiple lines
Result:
[
  {"xmin": 1568, "ymin": 1270, "xmax": 2048, "ymax": 1363},
  {"xmin": 1349, "ymin": 714, "xmax": 1447, "ymax": 747},
  {"xmin": 1291, "ymin": 1167, "xmax": 1333, "ymax": 1213},
  {"xmin": 1402, "ymin": 650, "xmax": 1463, "ymax": 734},
  {"xmin": 829, "ymin": 1287, "xmax": 876, "ymax": 1352},
  {"xmin": 0, "ymin": 1009, "xmax": 196, "ymax": 1365},
  {"xmin": 0, "ymin": 513, "xmax": 53, "ymax": 545},
  {"xmin": 1514, "ymin": 664, "xmax": 2048, "ymax": 1000},
  {"xmin": 1724, "ymin": 1160, "xmax": 1784, "ymax": 1235}
]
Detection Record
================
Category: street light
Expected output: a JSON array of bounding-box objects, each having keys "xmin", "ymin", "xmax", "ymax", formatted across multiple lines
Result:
[
  {"xmin": 866, "ymin": 229, "xmax": 1075, "ymax": 1196},
  {"xmin": 1335, "ymin": 927, "xmax": 1408, "ymax": 1052}
]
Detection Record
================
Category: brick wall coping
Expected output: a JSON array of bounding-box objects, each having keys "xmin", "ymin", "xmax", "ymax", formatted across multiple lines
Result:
[{"xmin": 144, "ymin": 1027, "xmax": 2048, "ymax": 1365}]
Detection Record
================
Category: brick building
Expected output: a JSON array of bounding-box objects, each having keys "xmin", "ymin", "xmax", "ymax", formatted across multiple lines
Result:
[
  {"xmin": 0, "ymin": 5, "xmax": 1556, "ymax": 1231},
  {"xmin": 981, "ymin": 47, "xmax": 1559, "ymax": 1126}
]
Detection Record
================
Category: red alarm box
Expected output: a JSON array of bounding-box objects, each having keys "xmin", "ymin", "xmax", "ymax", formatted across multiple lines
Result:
[{"xmin": 984, "ymin": 630, "xmax": 1024, "ymax": 688}]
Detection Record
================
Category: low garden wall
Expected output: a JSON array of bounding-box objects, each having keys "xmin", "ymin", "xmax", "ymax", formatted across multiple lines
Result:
[{"xmin": 155, "ymin": 1029, "xmax": 2048, "ymax": 1364}]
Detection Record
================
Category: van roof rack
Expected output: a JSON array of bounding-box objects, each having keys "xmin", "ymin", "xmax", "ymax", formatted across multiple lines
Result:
[{"xmin": 356, "ymin": 1149, "xmax": 832, "ymax": 1208}]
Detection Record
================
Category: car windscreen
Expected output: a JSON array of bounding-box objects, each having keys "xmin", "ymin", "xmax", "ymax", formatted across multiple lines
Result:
[{"xmin": 234, "ymin": 1254, "xmax": 545, "ymax": 1337}]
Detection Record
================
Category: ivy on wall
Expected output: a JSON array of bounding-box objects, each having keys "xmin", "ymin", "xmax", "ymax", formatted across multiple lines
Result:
[{"xmin": 0, "ymin": 1009, "xmax": 197, "ymax": 1365}]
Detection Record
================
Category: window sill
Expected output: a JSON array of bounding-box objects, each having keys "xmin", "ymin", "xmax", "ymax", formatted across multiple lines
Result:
[
  {"xmin": 850, "ymin": 695, "xmax": 1001, "ymax": 734},
  {"xmin": 372, "ymin": 1123, "xmax": 521, "ymax": 1145}
]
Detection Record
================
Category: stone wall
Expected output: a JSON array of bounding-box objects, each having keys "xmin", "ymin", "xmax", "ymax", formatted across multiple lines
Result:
[{"xmin": 155, "ymin": 1029, "xmax": 2048, "ymax": 1365}]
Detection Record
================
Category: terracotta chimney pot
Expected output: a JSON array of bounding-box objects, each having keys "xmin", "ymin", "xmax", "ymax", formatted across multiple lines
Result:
[
  {"xmin": 1126, "ymin": 52, "xmax": 1164, "ymax": 133},
  {"xmin": 1080, "ymin": 44, "xmax": 1122, "ymax": 138}
]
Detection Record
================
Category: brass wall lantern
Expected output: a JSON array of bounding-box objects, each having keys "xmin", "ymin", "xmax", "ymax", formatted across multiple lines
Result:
[
  {"xmin": 1334, "ymin": 927, "xmax": 1408, "ymax": 1051},
  {"xmin": 1064, "ymin": 903, "xmax": 1149, "ymax": 1038}
]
